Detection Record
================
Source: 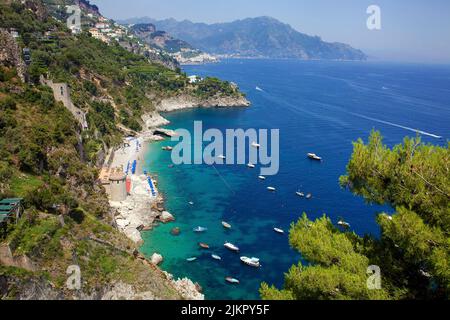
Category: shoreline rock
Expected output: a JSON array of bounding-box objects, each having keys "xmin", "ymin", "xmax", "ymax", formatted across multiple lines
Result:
[{"xmin": 156, "ymin": 94, "xmax": 250, "ymax": 112}]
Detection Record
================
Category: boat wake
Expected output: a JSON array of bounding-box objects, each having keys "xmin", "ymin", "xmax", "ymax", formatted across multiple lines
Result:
[{"xmin": 349, "ymin": 112, "xmax": 443, "ymax": 139}]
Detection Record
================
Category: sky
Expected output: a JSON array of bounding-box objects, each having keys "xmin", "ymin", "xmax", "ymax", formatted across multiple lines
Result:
[{"xmin": 90, "ymin": 0, "xmax": 450, "ymax": 63}]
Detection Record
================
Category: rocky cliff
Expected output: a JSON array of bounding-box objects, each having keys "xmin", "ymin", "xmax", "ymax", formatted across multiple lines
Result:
[{"xmin": 0, "ymin": 29, "xmax": 26, "ymax": 82}]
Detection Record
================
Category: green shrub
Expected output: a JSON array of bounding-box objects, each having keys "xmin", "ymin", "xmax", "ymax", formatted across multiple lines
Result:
[{"xmin": 0, "ymin": 97, "xmax": 17, "ymax": 111}]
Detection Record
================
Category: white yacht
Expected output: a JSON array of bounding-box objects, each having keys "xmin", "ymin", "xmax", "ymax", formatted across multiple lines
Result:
[
  {"xmin": 307, "ymin": 153, "xmax": 322, "ymax": 161},
  {"xmin": 224, "ymin": 242, "xmax": 240, "ymax": 252},
  {"xmin": 240, "ymin": 257, "xmax": 261, "ymax": 268}
]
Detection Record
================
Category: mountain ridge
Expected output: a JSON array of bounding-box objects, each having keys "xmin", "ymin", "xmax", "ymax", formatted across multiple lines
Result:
[{"xmin": 118, "ymin": 16, "xmax": 367, "ymax": 61}]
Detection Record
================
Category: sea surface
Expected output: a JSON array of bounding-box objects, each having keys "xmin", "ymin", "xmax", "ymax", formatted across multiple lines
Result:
[{"xmin": 141, "ymin": 60, "xmax": 450, "ymax": 300}]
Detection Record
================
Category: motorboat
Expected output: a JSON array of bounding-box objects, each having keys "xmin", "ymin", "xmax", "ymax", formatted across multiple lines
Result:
[
  {"xmin": 188, "ymin": 201, "xmax": 194, "ymax": 206},
  {"xmin": 187, "ymin": 257, "xmax": 197, "ymax": 262},
  {"xmin": 274, "ymin": 228, "xmax": 285, "ymax": 234},
  {"xmin": 258, "ymin": 176, "xmax": 266, "ymax": 180},
  {"xmin": 224, "ymin": 242, "xmax": 240, "ymax": 252},
  {"xmin": 307, "ymin": 153, "xmax": 322, "ymax": 161},
  {"xmin": 338, "ymin": 220, "xmax": 351, "ymax": 228},
  {"xmin": 240, "ymin": 256, "xmax": 261, "ymax": 268},
  {"xmin": 225, "ymin": 277, "xmax": 240, "ymax": 284},
  {"xmin": 306, "ymin": 193, "xmax": 312, "ymax": 199},
  {"xmin": 296, "ymin": 192, "xmax": 305, "ymax": 197},
  {"xmin": 212, "ymin": 254, "xmax": 222, "ymax": 261},
  {"xmin": 193, "ymin": 226, "xmax": 208, "ymax": 233},
  {"xmin": 267, "ymin": 187, "xmax": 276, "ymax": 192},
  {"xmin": 199, "ymin": 243, "xmax": 210, "ymax": 249},
  {"xmin": 162, "ymin": 146, "xmax": 173, "ymax": 151},
  {"xmin": 222, "ymin": 221, "xmax": 232, "ymax": 229},
  {"xmin": 247, "ymin": 163, "xmax": 256, "ymax": 169},
  {"xmin": 218, "ymin": 155, "xmax": 226, "ymax": 160},
  {"xmin": 251, "ymin": 142, "xmax": 261, "ymax": 148}
]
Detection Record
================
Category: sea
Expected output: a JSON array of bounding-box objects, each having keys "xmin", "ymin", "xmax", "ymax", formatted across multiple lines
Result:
[{"xmin": 140, "ymin": 59, "xmax": 450, "ymax": 300}]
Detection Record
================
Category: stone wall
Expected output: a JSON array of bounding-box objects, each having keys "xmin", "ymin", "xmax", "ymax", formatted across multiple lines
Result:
[{"xmin": 40, "ymin": 76, "xmax": 89, "ymax": 130}]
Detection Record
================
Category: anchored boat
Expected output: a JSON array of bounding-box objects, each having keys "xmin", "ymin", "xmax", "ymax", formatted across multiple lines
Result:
[
  {"xmin": 267, "ymin": 187, "xmax": 276, "ymax": 192},
  {"xmin": 240, "ymin": 257, "xmax": 261, "ymax": 268},
  {"xmin": 212, "ymin": 254, "xmax": 222, "ymax": 261},
  {"xmin": 251, "ymin": 142, "xmax": 261, "ymax": 148},
  {"xmin": 222, "ymin": 221, "xmax": 232, "ymax": 229},
  {"xmin": 193, "ymin": 226, "xmax": 208, "ymax": 233},
  {"xmin": 296, "ymin": 192, "xmax": 305, "ymax": 197},
  {"xmin": 225, "ymin": 277, "xmax": 240, "ymax": 285},
  {"xmin": 307, "ymin": 153, "xmax": 322, "ymax": 161},
  {"xmin": 258, "ymin": 176, "xmax": 266, "ymax": 180},
  {"xmin": 247, "ymin": 163, "xmax": 256, "ymax": 169},
  {"xmin": 224, "ymin": 242, "xmax": 240, "ymax": 252},
  {"xmin": 199, "ymin": 243, "xmax": 210, "ymax": 249},
  {"xmin": 187, "ymin": 257, "xmax": 197, "ymax": 262},
  {"xmin": 338, "ymin": 220, "xmax": 351, "ymax": 228},
  {"xmin": 274, "ymin": 228, "xmax": 285, "ymax": 234}
]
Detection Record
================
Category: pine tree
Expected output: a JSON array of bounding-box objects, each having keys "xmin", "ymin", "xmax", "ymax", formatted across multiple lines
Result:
[{"xmin": 261, "ymin": 131, "xmax": 449, "ymax": 300}]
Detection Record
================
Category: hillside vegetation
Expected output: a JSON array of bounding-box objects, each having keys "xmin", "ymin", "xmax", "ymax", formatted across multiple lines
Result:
[{"xmin": 0, "ymin": 0, "xmax": 244, "ymax": 299}]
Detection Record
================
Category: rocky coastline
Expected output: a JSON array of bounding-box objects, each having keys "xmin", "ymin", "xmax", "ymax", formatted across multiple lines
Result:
[{"xmin": 156, "ymin": 94, "xmax": 251, "ymax": 112}]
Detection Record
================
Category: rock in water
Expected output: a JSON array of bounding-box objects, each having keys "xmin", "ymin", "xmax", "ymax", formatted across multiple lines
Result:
[
  {"xmin": 160, "ymin": 211, "xmax": 175, "ymax": 223},
  {"xmin": 151, "ymin": 253, "xmax": 163, "ymax": 266}
]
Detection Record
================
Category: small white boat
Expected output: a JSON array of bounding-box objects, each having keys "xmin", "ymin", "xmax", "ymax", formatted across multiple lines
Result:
[
  {"xmin": 224, "ymin": 242, "xmax": 240, "ymax": 252},
  {"xmin": 222, "ymin": 221, "xmax": 232, "ymax": 229},
  {"xmin": 255, "ymin": 86, "xmax": 263, "ymax": 92},
  {"xmin": 212, "ymin": 254, "xmax": 222, "ymax": 261},
  {"xmin": 274, "ymin": 228, "xmax": 285, "ymax": 234},
  {"xmin": 338, "ymin": 220, "xmax": 351, "ymax": 228},
  {"xmin": 296, "ymin": 192, "xmax": 305, "ymax": 197},
  {"xmin": 307, "ymin": 153, "xmax": 322, "ymax": 161},
  {"xmin": 162, "ymin": 146, "xmax": 173, "ymax": 151},
  {"xmin": 225, "ymin": 277, "xmax": 240, "ymax": 284},
  {"xmin": 267, "ymin": 187, "xmax": 276, "ymax": 192},
  {"xmin": 187, "ymin": 257, "xmax": 197, "ymax": 262},
  {"xmin": 193, "ymin": 226, "xmax": 208, "ymax": 233},
  {"xmin": 188, "ymin": 201, "xmax": 195, "ymax": 206},
  {"xmin": 306, "ymin": 193, "xmax": 312, "ymax": 199},
  {"xmin": 251, "ymin": 142, "xmax": 261, "ymax": 148},
  {"xmin": 247, "ymin": 163, "xmax": 256, "ymax": 169},
  {"xmin": 218, "ymin": 155, "xmax": 226, "ymax": 160},
  {"xmin": 258, "ymin": 176, "xmax": 266, "ymax": 180},
  {"xmin": 240, "ymin": 257, "xmax": 261, "ymax": 268}
]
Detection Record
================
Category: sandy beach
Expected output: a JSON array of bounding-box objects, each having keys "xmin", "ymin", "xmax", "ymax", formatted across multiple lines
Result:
[{"xmin": 107, "ymin": 127, "xmax": 172, "ymax": 244}]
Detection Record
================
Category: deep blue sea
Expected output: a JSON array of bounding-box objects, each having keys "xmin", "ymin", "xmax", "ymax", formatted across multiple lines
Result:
[{"xmin": 141, "ymin": 60, "xmax": 450, "ymax": 300}]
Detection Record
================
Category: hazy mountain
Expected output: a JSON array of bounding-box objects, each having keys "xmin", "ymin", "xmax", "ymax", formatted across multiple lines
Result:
[
  {"xmin": 130, "ymin": 23, "xmax": 195, "ymax": 53},
  {"xmin": 119, "ymin": 16, "xmax": 367, "ymax": 60}
]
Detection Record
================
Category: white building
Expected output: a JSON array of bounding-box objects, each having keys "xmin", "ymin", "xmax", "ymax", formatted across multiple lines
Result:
[{"xmin": 188, "ymin": 75, "xmax": 202, "ymax": 83}]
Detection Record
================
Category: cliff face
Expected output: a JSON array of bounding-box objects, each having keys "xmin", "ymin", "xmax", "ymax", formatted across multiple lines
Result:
[
  {"xmin": 0, "ymin": 29, "xmax": 26, "ymax": 82},
  {"xmin": 156, "ymin": 93, "xmax": 250, "ymax": 112}
]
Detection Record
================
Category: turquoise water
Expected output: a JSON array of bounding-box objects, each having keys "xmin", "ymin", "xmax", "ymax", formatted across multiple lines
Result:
[{"xmin": 141, "ymin": 60, "xmax": 450, "ymax": 300}]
